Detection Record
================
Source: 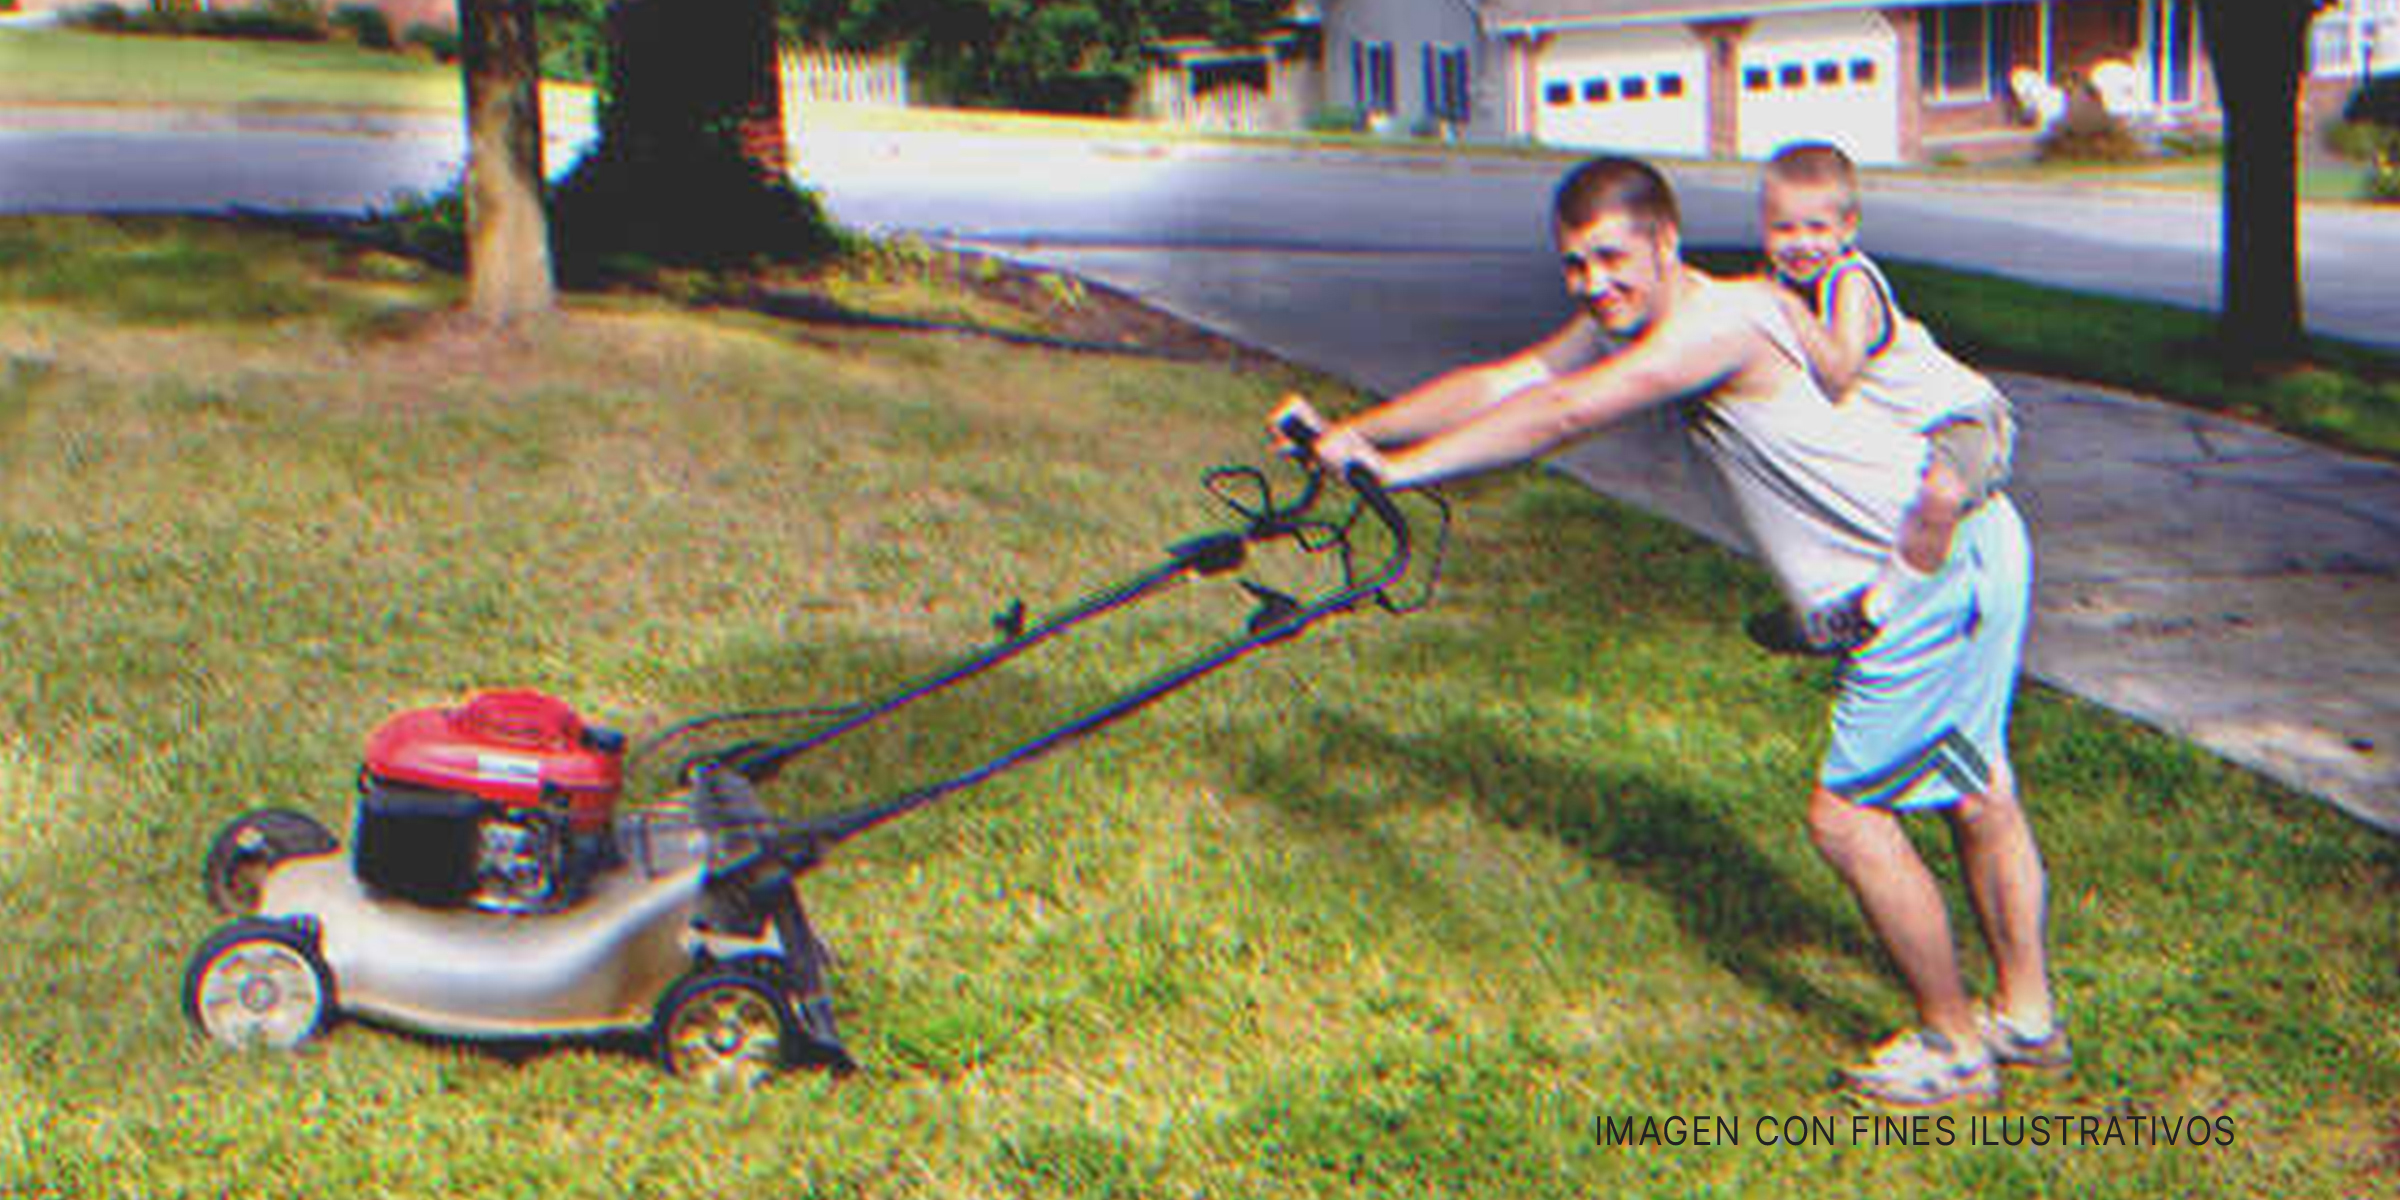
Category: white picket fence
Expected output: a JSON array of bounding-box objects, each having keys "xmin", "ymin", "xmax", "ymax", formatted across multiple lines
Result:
[{"xmin": 780, "ymin": 46, "xmax": 908, "ymax": 108}]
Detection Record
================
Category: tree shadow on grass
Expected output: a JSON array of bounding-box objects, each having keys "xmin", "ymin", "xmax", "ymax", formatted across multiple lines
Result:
[{"xmin": 1240, "ymin": 707, "xmax": 1892, "ymax": 1041}]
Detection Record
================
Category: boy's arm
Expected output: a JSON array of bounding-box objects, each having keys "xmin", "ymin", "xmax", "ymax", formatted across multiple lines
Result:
[
  {"xmin": 1766, "ymin": 267, "xmax": 1891, "ymax": 398},
  {"xmin": 1333, "ymin": 314, "xmax": 1606, "ymax": 449},
  {"xmin": 1373, "ymin": 287, "xmax": 1759, "ymax": 489},
  {"xmin": 1794, "ymin": 266, "xmax": 1889, "ymax": 399}
]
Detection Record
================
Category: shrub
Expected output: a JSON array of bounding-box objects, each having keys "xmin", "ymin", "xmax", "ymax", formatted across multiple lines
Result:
[
  {"xmin": 201, "ymin": 0, "xmax": 328, "ymax": 41},
  {"xmin": 331, "ymin": 3, "xmax": 394, "ymax": 49},
  {"xmin": 2326, "ymin": 117, "xmax": 2400, "ymax": 164},
  {"xmin": 402, "ymin": 21, "xmax": 457, "ymax": 62},
  {"xmin": 367, "ymin": 187, "xmax": 467, "ymax": 270},
  {"xmin": 538, "ymin": 0, "xmax": 608, "ymax": 86},
  {"xmin": 1306, "ymin": 105, "xmax": 1363, "ymax": 135},
  {"xmin": 145, "ymin": 0, "xmax": 202, "ymax": 32},
  {"xmin": 72, "ymin": 2, "xmax": 131, "ymax": 30},
  {"xmin": 2038, "ymin": 83, "xmax": 2148, "ymax": 163},
  {"xmin": 2368, "ymin": 156, "xmax": 2400, "ymax": 204},
  {"xmin": 2341, "ymin": 71, "xmax": 2400, "ymax": 129},
  {"xmin": 2156, "ymin": 129, "xmax": 2221, "ymax": 159}
]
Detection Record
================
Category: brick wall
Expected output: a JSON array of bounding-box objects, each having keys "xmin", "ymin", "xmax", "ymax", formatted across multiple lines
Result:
[
  {"xmin": 1693, "ymin": 18, "xmax": 1748, "ymax": 159},
  {"xmin": 1892, "ymin": 6, "xmax": 1922, "ymax": 159},
  {"xmin": 2054, "ymin": 0, "xmax": 2138, "ymax": 81}
]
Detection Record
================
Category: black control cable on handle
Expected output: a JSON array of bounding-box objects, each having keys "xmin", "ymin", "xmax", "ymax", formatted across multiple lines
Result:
[{"xmin": 1269, "ymin": 395, "xmax": 1447, "ymax": 616}]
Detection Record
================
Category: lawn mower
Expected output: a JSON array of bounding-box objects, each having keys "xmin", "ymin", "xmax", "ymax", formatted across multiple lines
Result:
[{"xmin": 180, "ymin": 409, "xmax": 1441, "ymax": 1086}]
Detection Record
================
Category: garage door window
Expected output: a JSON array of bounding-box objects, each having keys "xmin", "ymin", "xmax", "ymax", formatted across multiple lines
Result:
[{"xmin": 1920, "ymin": 4, "xmax": 1995, "ymax": 103}]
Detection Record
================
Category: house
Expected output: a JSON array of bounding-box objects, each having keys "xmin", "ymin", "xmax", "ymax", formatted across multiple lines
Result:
[
  {"xmin": 2310, "ymin": 0, "xmax": 2400, "ymax": 80},
  {"xmin": 1138, "ymin": 23, "xmax": 1326, "ymax": 132},
  {"xmin": 1319, "ymin": 0, "xmax": 2246, "ymax": 164}
]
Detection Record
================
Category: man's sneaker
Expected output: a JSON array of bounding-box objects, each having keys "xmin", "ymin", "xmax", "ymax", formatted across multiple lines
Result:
[
  {"xmin": 1744, "ymin": 592, "xmax": 1874, "ymax": 657},
  {"xmin": 1836, "ymin": 1029, "xmax": 2001, "ymax": 1109},
  {"xmin": 1745, "ymin": 607, "xmax": 1832, "ymax": 657},
  {"xmin": 1976, "ymin": 1005, "xmax": 2074, "ymax": 1074}
]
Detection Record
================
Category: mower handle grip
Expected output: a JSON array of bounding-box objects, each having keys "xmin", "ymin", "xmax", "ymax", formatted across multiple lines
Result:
[
  {"xmin": 1271, "ymin": 397, "xmax": 1406, "ymax": 556},
  {"xmin": 1272, "ymin": 398, "xmax": 1325, "ymax": 455}
]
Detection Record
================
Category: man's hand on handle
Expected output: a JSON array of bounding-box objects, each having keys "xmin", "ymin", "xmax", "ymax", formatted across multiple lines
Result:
[{"xmin": 1270, "ymin": 394, "xmax": 1394, "ymax": 486}]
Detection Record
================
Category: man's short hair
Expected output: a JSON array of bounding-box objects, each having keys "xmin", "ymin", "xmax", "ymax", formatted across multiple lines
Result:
[
  {"xmin": 1553, "ymin": 156, "xmax": 1680, "ymax": 235},
  {"xmin": 1763, "ymin": 142, "xmax": 1860, "ymax": 211}
]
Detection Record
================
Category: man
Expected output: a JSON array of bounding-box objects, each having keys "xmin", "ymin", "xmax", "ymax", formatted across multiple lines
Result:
[{"xmin": 1287, "ymin": 156, "xmax": 2065, "ymax": 1107}]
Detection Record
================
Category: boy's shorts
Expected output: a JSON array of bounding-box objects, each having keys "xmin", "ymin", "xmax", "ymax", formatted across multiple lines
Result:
[
  {"xmin": 1820, "ymin": 495, "xmax": 2031, "ymax": 810},
  {"xmin": 1924, "ymin": 389, "xmax": 2016, "ymax": 512}
]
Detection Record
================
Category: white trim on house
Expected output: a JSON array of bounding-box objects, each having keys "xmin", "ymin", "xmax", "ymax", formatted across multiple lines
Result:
[
  {"xmin": 1480, "ymin": 0, "xmax": 1998, "ymax": 37},
  {"xmin": 2311, "ymin": 0, "xmax": 2399, "ymax": 77},
  {"xmin": 2139, "ymin": 0, "xmax": 2201, "ymax": 112}
]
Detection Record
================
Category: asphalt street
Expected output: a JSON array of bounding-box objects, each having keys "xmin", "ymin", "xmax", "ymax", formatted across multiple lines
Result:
[{"xmin": 2, "ymin": 109, "xmax": 2395, "ymax": 827}]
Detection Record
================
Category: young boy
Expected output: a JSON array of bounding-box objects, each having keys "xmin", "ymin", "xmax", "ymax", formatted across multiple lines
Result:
[{"xmin": 1757, "ymin": 142, "xmax": 2018, "ymax": 650}]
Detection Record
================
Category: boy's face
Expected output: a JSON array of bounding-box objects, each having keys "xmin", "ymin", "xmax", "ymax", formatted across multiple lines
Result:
[
  {"xmin": 1557, "ymin": 209, "xmax": 1679, "ymax": 338},
  {"xmin": 1760, "ymin": 179, "xmax": 1858, "ymax": 288}
]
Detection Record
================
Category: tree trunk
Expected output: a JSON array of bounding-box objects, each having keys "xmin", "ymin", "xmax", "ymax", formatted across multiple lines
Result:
[
  {"xmin": 605, "ymin": 0, "xmax": 787, "ymax": 178},
  {"xmin": 546, "ymin": 0, "xmax": 829, "ymax": 276},
  {"xmin": 2197, "ymin": 0, "xmax": 2326, "ymax": 368},
  {"xmin": 461, "ymin": 0, "xmax": 556, "ymax": 323}
]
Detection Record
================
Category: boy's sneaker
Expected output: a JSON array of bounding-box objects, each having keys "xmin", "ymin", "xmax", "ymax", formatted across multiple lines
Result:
[
  {"xmin": 1836, "ymin": 1029, "xmax": 2001, "ymax": 1109},
  {"xmin": 1976, "ymin": 1005, "xmax": 2074, "ymax": 1074}
]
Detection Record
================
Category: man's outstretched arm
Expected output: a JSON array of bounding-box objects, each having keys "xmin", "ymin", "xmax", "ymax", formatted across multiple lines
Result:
[
  {"xmin": 1331, "ymin": 315, "xmax": 1607, "ymax": 449},
  {"xmin": 1374, "ymin": 288, "xmax": 1760, "ymax": 489}
]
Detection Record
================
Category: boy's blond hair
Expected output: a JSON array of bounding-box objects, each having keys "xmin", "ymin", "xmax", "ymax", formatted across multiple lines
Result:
[{"xmin": 1763, "ymin": 142, "xmax": 1860, "ymax": 214}]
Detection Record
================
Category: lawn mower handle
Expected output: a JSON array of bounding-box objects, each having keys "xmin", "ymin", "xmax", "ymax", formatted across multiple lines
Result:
[
  {"xmin": 1272, "ymin": 400, "xmax": 1410, "ymax": 583},
  {"xmin": 704, "ymin": 442, "xmax": 1425, "ymax": 862}
]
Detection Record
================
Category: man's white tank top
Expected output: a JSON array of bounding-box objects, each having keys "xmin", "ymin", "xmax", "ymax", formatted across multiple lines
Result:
[{"xmin": 1673, "ymin": 274, "xmax": 1923, "ymax": 613}]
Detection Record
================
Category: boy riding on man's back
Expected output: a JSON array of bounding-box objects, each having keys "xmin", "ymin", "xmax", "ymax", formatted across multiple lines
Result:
[{"xmin": 1755, "ymin": 142, "xmax": 2019, "ymax": 653}]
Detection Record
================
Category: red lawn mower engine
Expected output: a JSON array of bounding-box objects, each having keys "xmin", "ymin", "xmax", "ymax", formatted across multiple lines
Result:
[{"xmin": 353, "ymin": 690, "xmax": 628, "ymax": 914}]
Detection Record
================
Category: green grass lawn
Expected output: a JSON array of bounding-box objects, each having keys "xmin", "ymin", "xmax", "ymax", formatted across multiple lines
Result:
[
  {"xmin": 0, "ymin": 216, "xmax": 2393, "ymax": 1198},
  {"xmin": 1914, "ymin": 154, "xmax": 2381, "ymax": 207},
  {"xmin": 0, "ymin": 25, "xmax": 591, "ymax": 117}
]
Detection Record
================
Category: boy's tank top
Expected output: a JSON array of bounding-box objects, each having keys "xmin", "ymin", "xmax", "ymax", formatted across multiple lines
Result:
[{"xmin": 1815, "ymin": 252, "xmax": 2006, "ymax": 432}]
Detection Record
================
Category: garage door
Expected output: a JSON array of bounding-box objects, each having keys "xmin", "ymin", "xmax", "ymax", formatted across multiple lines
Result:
[
  {"xmin": 1534, "ymin": 26, "xmax": 1708, "ymax": 159},
  {"xmin": 1736, "ymin": 11, "xmax": 1901, "ymax": 166}
]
